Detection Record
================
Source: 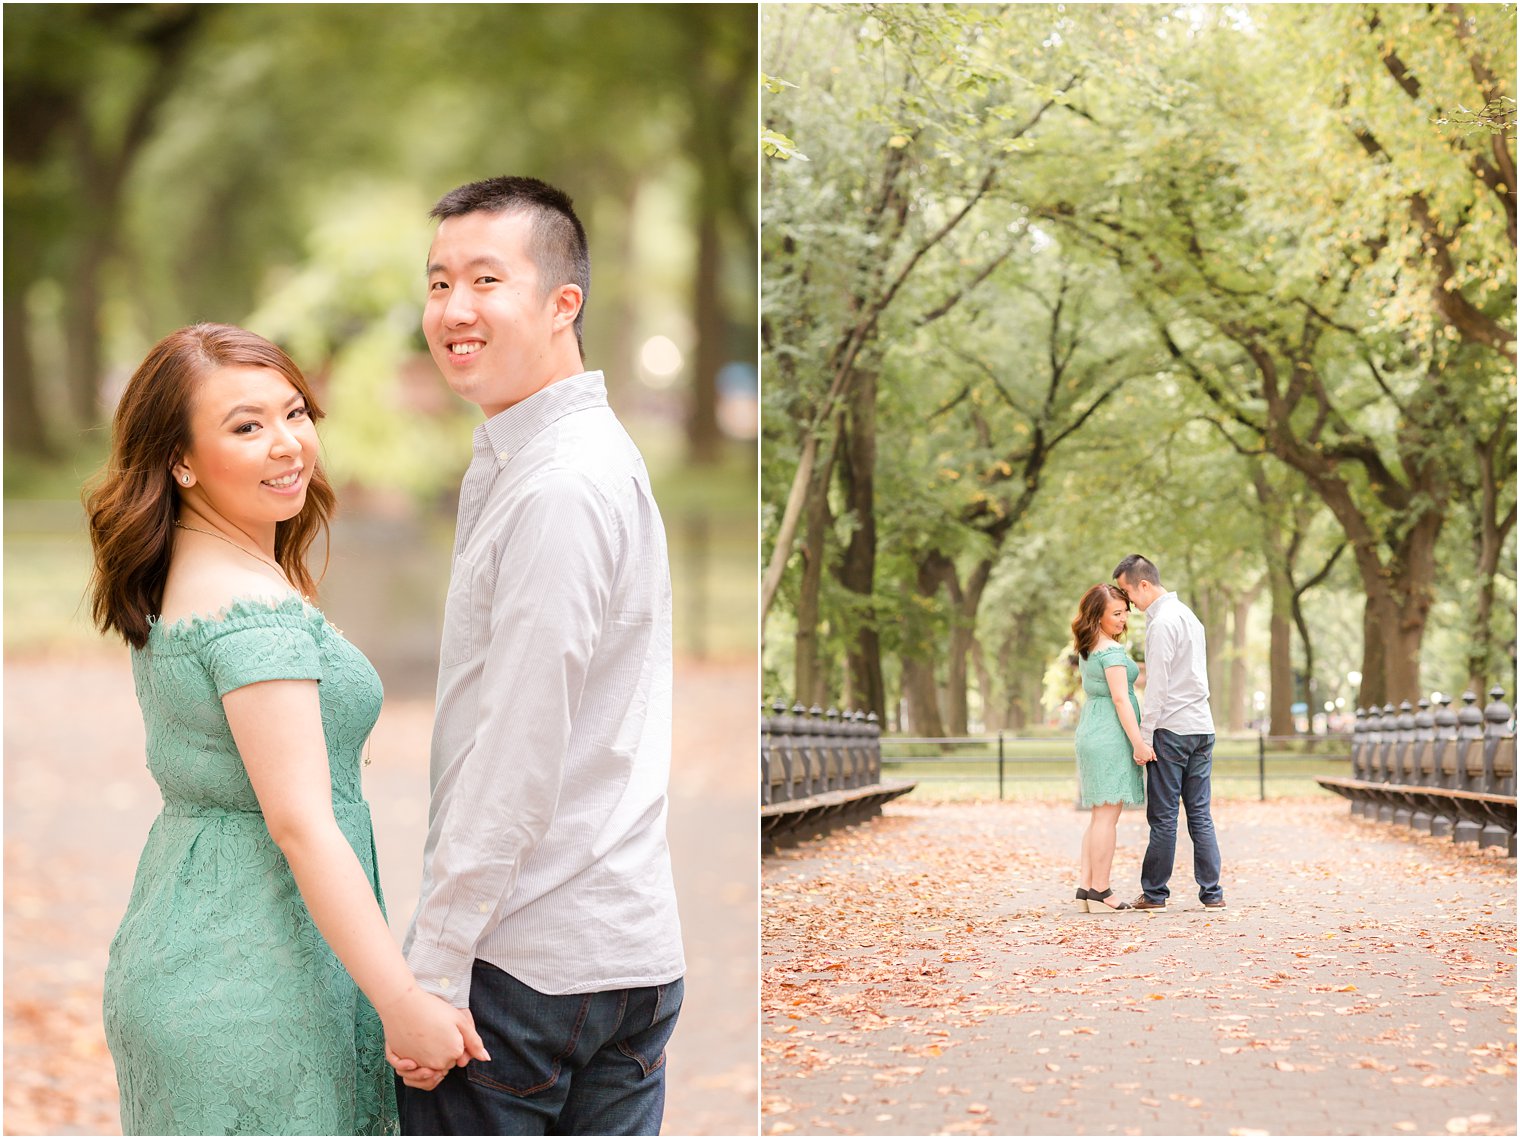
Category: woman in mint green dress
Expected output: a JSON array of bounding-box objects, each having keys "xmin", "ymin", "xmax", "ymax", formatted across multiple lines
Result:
[
  {"xmin": 1071, "ymin": 583, "xmax": 1154, "ymax": 914},
  {"xmin": 86, "ymin": 325, "xmax": 485, "ymax": 1135}
]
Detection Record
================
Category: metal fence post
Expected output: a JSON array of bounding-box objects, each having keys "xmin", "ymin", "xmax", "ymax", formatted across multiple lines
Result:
[
  {"xmin": 997, "ymin": 731, "xmax": 1005, "ymax": 800},
  {"xmin": 1258, "ymin": 730, "xmax": 1266, "ymax": 802}
]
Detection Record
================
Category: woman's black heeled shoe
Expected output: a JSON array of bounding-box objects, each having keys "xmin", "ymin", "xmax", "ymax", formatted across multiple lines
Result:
[
  {"xmin": 1075, "ymin": 887, "xmax": 1091, "ymax": 913},
  {"xmin": 1085, "ymin": 888, "xmax": 1132, "ymax": 913}
]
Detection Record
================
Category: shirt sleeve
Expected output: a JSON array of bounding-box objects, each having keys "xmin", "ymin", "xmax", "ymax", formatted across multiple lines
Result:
[
  {"xmin": 1140, "ymin": 616, "xmax": 1177, "ymax": 746},
  {"xmin": 405, "ymin": 468, "xmax": 617, "ymax": 1008}
]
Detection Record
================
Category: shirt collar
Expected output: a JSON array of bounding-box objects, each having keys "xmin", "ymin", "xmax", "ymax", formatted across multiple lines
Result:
[
  {"xmin": 1148, "ymin": 590, "xmax": 1177, "ymax": 616},
  {"xmin": 473, "ymin": 371, "xmax": 608, "ymax": 465}
]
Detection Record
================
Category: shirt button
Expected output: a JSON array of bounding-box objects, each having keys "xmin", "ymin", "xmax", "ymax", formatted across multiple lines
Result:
[
  {"xmin": 478, "ymin": 902, "xmax": 489, "ymax": 913},
  {"xmin": 497, "ymin": 450, "xmax": 509, "ymax": 462},
  {"xmin": 438, "ymin": 977, "xmax": 452, "ymax": 990}
]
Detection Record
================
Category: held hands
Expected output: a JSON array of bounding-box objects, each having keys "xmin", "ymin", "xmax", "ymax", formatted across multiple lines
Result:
[
  {"xmin": 379, "ymin": 987, "xmax": 489, "ymax": 1092},
  {"xmin": 1132, "ymin": 741, "xmax": 1156, "ymax": 766}
]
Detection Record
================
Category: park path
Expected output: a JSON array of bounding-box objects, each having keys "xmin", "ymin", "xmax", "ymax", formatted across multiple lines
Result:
[
  {"xmin": 3, "ymin": 650, "xmax": 757, "ymax": 1137},
  {"xmin": 762, "ymin": 798, "xmax": 1515, "ymax": 1137}
]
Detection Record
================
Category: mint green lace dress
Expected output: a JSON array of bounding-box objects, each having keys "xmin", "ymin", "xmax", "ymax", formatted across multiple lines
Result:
[
  {"xmin": 1074, "ymin": 644, "xmax": 1146, "ymax": 808},
  {"xmin": 103, "ymin": 596, "xmax": 398, "ymax": 1136}
]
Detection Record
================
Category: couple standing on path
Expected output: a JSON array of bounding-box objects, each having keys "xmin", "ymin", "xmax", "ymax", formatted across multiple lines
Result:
[
  {"xmin": 1072, "ymin": 555, "xmax": 1226, "ymax": 914},
  {"xmin": 86, "ymin": 177, "xmax": 684, "ymax": 1136}
]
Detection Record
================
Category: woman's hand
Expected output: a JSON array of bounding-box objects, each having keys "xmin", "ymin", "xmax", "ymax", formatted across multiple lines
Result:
[
  {"xmin": 387, "ymin": 1006, "xmax": 488, "ymax": 1091},
  {"xmin": 379, "ymin": 986, "xmax": 489, "ymax": 1075},
  {"xmin": 1133, "ymin": 741, "xmax": 1155, "ymax": 765},
  {"xmin": 388, "ymin": 1048, "xmax": 449, "ymax": 1092}
]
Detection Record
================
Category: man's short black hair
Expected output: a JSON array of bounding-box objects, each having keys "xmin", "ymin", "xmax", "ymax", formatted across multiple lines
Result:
[
  {"xmin": 1113, "ymin": 554, "xmax": 1162, "ymax": 587},
  {"xmin": 430, "ymin": 176, "xmax": 590, "ymax": 352}
]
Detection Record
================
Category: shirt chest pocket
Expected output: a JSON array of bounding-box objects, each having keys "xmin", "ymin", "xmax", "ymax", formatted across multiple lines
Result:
[{"xmin": 440, "ymin": 554, "xmax": 479, "ymax": 668}]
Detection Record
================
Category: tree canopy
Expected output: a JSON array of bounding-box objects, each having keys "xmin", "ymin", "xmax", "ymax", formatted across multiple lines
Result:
[
  {"xmin": 762, "ymin": 3, "xmax": 1515, "ymax": 729},
  {"xmin": 5, "ymin": 3, "xmax": 758, "ymax": 480}
]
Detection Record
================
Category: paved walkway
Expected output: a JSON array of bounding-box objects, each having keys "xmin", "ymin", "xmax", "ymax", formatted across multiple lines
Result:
[
  {"xmin": 762, "ymin": 799, "xmax": 1516, "ymax": 1136},
  {"xmin": 4, "ymin": 651, "xmax": 756, "ymax": 1136}
]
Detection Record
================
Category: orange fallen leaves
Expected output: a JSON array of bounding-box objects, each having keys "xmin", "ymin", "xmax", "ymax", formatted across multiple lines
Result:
[{"xmin": 762, "ymin": 799, "xmax": 1516, "ymax": 1135}]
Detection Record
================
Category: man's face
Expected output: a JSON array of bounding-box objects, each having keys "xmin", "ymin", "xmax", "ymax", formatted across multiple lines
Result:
[
  {"xmin": 1119, "ymin": 574, "xmax": 1159, "ymax": 611},
  {"xmin": 424, "ymin": 210, "xmax": 566, "ymax": 416}
]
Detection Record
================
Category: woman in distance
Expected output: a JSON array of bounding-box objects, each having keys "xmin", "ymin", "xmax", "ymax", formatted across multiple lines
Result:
[
  {"xmin": 86, "ymin": 324, "xmax": 485, "ymax": 1135},
  {"xmin": 1071, "ymin": 582, "xmax": 1153, "ymax": 913}
]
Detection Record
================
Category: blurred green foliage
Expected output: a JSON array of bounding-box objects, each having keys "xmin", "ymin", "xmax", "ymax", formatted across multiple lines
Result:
[
  {"xmin": 5, "ymin": 3, "xmax": 759, "ymax": 660},
  {"xmin": 6, "ymin": 3, "xmax": 757, "ymax": 485}
]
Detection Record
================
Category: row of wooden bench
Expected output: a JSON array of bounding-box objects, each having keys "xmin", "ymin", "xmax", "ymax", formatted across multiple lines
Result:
[
  {"xmin": 1314, "ymin": 688, "xmax": 1515, "ymax": 855},
  {"xmin": 761, "ymin": 703, "xmax": 914, "ymax": 851}
]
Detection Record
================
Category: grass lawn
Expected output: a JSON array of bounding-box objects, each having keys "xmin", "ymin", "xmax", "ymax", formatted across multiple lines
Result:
[{"xmin": 880, "ymin": 733, "xmax": 1353, "ymax": 801}]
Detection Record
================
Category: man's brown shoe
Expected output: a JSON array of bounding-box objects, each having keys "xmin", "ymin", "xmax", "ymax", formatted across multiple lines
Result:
[
  {"xmin": 1202, "ymin": 899, "xmax": 1226, "ymax": 909},
  {"xmin": 1131, "ymin": 895, "xmax": 1167, "ymax": 911}
]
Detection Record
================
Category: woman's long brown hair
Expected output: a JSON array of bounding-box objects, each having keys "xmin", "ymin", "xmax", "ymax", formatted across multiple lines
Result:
[
  {"xmin": 84, "ymin": 324, "xmax": 336, "ymax": 648},
  {"xmin": 1071, "ymin": 582, "xmax": 1131, "ymax": 660}
]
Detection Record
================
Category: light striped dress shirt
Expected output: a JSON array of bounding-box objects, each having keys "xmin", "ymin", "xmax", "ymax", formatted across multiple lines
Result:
[
  {"xmin": 403, "ymin": 371, "xmax": 684, "ymax": 1005},
  {"xmin": 1139, "ymin": 591, "xmax": 1217, "ymax": 745}
]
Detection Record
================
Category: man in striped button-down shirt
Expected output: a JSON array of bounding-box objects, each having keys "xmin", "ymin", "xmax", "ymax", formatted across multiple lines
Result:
[
  {"xmin": 1112, "ymin": 554, "xmax": 1225, "ymax": 913},
  {"xmin": 392, "ymin": 176, "xmax": 685, "ymax": 1136}
]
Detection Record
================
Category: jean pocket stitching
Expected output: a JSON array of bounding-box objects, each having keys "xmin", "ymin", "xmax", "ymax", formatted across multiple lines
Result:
[
  {"xmin": 466, "ymin": 993, "xmax": 592, "ymax": 1096},
  {"xmin": 616, "ymin": 1039, "xmax": 666, "ymax": 1078}
]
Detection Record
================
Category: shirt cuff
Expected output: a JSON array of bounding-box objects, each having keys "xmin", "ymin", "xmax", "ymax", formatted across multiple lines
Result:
[{"xmin": 405, "ymin": 942, "xmax": 477, "ymax": 1010}]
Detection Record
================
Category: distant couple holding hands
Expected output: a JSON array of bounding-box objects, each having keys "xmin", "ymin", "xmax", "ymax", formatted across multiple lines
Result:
[
  {"xmin": 87, "ymin": 176, "xmax": 684, "ymax": 1136},
  {"xmin": 1071, "ymin": 555, "xmax": 1227, "ymax": 915}
]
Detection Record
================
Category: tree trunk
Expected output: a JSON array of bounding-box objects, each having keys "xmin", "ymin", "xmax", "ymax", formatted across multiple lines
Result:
[
  {"xmin": 1465, "ymin": 430, "xmax": 1517, "ymax": 696},
  {"xmin": 1269, "ymin": 602, "xmax": 1294, "ymax": 735},
  {"xmin": 762, "ymin": 418, "xmax": 829, "ymax": 623},
  {"xmin": 65, "ymin": 232, "xmax": 108, "ymax": 430},
  {"xmin": 1351, "ymin": 511, "xmax": 1440, "ymax": 707},
  {"xmin": 1466, "ymin": 560, "xmax": 1501, "ymax": 699},
  {"xmin": 1291, "ymin": 594, "xmax": 1318, "ymax": 732},
  {"xmin": 686, "ymin": 201, "xmax": 724, "ymax": 464},
  {"xmin": 1194, "ymin": 585, "xmax": 1228, "ymax": 725},
  {"xmin": 1229, "ymin": 592, "xmax": 1252, "ymax": 732},
  {"xmin": 792, "ymin": 433, "xmax": 838, "ymax": 706},
  {"xmin": 835, "ymin": 370, "xmax": 885, "ymax": 716},
  {"xmin": 996, "ymin": 625, "xmax": 1026, "ymax": 732},
  {"xmin": 1271, "ymin": 430, "xmax": 1443, "ymax": 708},
  {"xmin": 3, "ymin": 287, "xmax": 54, "ymax": 458},
  {"xmin": 942, "ymin": 558, "xmax": 994, "ymax": 736},
  {"xmin": 1357, "ymin": 594, "xmax": 1387, "ymax": 710},
  {"xmin": 901, "ymin": 656, "xmax": 946, "ymax": 738},
  {"xmin": 973, "ymin": 635, "xmax": 1002, "ymax": 733}
]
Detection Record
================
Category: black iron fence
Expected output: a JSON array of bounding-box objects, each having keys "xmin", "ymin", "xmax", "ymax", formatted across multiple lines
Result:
[{"xmin": 874, "ymin": 731, "xmax": 1352, "ymax": 800}]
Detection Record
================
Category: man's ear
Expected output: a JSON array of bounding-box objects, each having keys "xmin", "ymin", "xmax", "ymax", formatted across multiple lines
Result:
[{"xmin": 551, "ymin": 284, "xmax": 583, "ymax": 332}]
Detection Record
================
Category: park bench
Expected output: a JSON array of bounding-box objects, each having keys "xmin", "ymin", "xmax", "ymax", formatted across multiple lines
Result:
[
  {"xmin": 1315, "ymin": 688, "xmax": 1515, "ymax": 856},
  {"xmin": 761, "ymin": 702, "xmax": 915, "ymax": 852}
]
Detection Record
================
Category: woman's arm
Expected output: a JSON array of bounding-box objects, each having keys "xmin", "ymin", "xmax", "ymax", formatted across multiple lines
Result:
[
  {"xmin": 223, "ymin": 678, "xmax": 488, "ymax": 1073},
  {"xmin": 1104, "ymin": 663, "xmax": 1154, "ymax": 764}
]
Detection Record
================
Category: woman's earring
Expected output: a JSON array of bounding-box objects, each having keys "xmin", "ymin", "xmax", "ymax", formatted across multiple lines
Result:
[{"xmin": 181, "ymin": 474, "xmax": 192, "ymax": 485}]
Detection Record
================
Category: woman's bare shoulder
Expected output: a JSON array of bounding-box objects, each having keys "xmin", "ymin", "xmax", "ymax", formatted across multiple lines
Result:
[{"xmin": 159, "ymin": 551, "xmax": 299, "ymax": 628}]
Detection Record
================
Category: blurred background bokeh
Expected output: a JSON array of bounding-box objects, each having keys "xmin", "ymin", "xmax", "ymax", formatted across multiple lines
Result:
[{"xmin": 4, "ymin": 4, "xmax": 759, "ymax": 1134}]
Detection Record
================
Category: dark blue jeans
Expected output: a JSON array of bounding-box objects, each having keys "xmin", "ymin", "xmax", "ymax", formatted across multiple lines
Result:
[
  {"xmin": 1141, "ymin": 729, "xmax": 1224, "ymax": 904},
  {"xmin": 397, "ymin": 961, "xmax": 683, "ymax": 1136}
]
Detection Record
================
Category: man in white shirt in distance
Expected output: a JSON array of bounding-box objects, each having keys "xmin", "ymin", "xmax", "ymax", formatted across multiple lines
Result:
[
  {"xmin": 1113, "ymin": 554, "xmax": 1226, "ymax": 913},
  {"xmin": 393, "ymin": 176, "xmax": 685, "ymax": 1136}
]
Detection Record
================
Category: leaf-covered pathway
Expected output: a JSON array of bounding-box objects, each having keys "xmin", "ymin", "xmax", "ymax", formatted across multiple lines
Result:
[{"xmin": 762, "ymin": 799, "xmax": 1515, "ymax": 1136}]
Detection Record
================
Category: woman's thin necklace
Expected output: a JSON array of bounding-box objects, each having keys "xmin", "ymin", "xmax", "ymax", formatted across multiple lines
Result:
[
  {"xmin": 172, "ymin": 521, "xmax": 362, "ymax": 763},
  {"xmin": 173, "ymin": 520, "xmax": 305, "ymax": 598}
]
